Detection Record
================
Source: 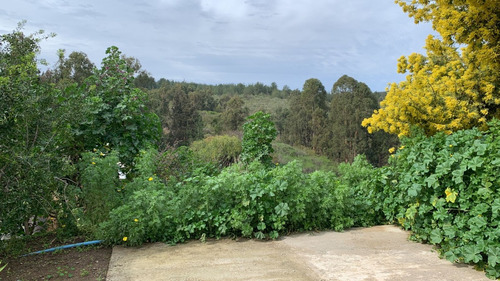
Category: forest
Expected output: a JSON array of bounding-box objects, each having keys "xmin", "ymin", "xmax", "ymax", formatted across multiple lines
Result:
[{"xmin": 1, "ymin": 0, "xmax": 499, "ymax": 279}]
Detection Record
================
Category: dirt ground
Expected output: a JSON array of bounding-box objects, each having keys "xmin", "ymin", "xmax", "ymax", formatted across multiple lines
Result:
[
  {"xmin": 0, "ymin": 235, "xmax": 111, "ymax": 281},
  {"xmin": 107, "ymin": 225, "xmax": 489, "ymax": 281}
]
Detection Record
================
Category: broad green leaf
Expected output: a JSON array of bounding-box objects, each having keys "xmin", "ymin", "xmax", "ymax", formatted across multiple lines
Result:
[
  {"xmin": 463, "ymin": 244, "xmax": 482, "ymax": 263},
  {"xmin": 443, "ymin": 225, "xmax": 456, "ymax": 238},
  {"xmin": 408, "ymin": 183, "xmax": 421, "ymax": 197},
  {"xmin": 433, "ymin": 207, "xmax": 449, "ymax": 221},
  {"xmin": 469, "ymin": 216, "xmax": 487, "ymax": 232},
  {"xmin": 425, "ymin": 174, "xmax": 438, "ymax": 188},
  {"xmin": 444, "ymin": 250, "xmax": 459, "ymax": 262},
  {"xmin": 430, "ymin": 228, "xmax": 443, "ymax": 244},
  {"xmin": 257, "ymin": 222, "xmax": 266, "ymax": 231},
  {"xmin": 467, "ymin": 157, "xmax": 483, "ymax": 171},
  {"xmin": 452, "ymin": 169, "xmax": 464, "ymax": 184},
  {"xmin": 492, "ymin": 199, "xmax": 500, "ymax": 218}
]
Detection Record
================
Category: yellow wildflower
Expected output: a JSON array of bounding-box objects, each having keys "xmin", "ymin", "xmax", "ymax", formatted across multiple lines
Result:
[
  {"xmin": 399, "ymin": 145, "xmax": 405, "ymax": 150},
  {"xmin": 123, "ymin": 237, "xmax": 127, "ymax": 242},
  {"xmin": 388, "ymin": 147, "xmax": 396, "ymax": 154},
  {"xmin": 148, "ymin": 177, "xmax": 153, "ymax": 181},
  {"xmin": 134, "ymin": 218, "xmax": 139, "ymax": 222},
  {"xmin": 91, "ymin": 162, "xmax": 96, "ymax": 165},
  {"xmin": 445, "ymin": 189, "xmax": 451, "ymax": 197}
]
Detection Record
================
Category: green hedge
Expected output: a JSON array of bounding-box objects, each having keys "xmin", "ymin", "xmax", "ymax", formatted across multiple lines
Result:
[
  {"xmin": 98, "ymin": 153, "xmax": 382, "ymax": 245},
  {"xmin": 382, "ymin": 120, "xmax": 500, "ymax": 279}
]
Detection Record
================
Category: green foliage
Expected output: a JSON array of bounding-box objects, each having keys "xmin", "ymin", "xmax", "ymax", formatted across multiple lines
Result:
[
  {"xmin": 0, "ymin": 23, "xmax": 75, "ymax": 236},
  {"xmin": 98, "ymin": 152, "xmax": 383, "ymax": 245},
  {"xmin": 77, "ymin": 150, "xmax": 123, "ymax": 232},
  {"xmin": 271, "ymin": 142, "xmax": 337, "ymax": 173},
  {"xmin": 382, "ymin": 119, "xmax": 500, "ymax": 279},
  {"xmin": 327, "ymin": 75, "xmax": 396, "ymax": 166},
  {"xmin": 44, "ymin": 49, "xmax": 95, "ymax": 86},
  {"xmin": 154, "ymin": 146, "xmax": 218, "ymax": 183},
  {"xmin": 220, "ymin": 96, "xmax": 248, "ymax": 131},
  {"xmin": 243, "ymin": 94, "xmax": 290, "ymax": 115},
  {"xmin": 165, "ymin": 84, "xmax": 203, "ymax": 146},
  {"xmin": 337, "ymin": 155, "xmax": 385, "ymax": 226},
  {"xmin": 0, "ymin": 260, "xmax": 6, "ymax": 272},
  {"xmin": 75, "ymin": 46, "xmax": 161, "ymax": 168},
  {"xmin": 285, "ymin": 78, "xmax": 328, "ymax": 150},
  {"xmin": 190, "ymin": 135, "xmax": 242, "ymax": 167},
  {"xmin": 240, "ymin": 111, "xmax": 277, "ymax": 166}
]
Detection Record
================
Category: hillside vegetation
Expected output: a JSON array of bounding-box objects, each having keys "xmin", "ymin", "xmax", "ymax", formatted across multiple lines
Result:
[{"xmin": 1, "ymin": 1, "xmax": 499, "ymax": 279}]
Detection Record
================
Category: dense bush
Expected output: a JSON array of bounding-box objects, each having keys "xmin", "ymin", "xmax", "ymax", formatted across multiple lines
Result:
[
  {"xmin": 76, "ymin": 150, "xmax": 124, "ymax": 233},
  {"xmin": 0, "ymin": 24, "xmax": 77, "ymax": 236},
  {"xmin": 382, "ymin": 120, "xmax": 500, "ymax": 279},
  {"xmin": 190, "ymin": 135, "xmax": 241, "ymax": 167},
  {"xmin": 240, "ymin": 111, "xmax": 277, "ymax": 166},
  {"xmin": 98, "ymin": 152, "xmax": 384, "ymax": 245},
  {"xmin": 337, "ymin": 155, "xmax": 386, "ymax": 227}
]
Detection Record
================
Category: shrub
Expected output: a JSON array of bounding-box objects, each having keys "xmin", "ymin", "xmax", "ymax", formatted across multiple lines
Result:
[
  {"xmin": 382, "ymin": 119, "xmax": 500, "ymax": 279},
  {"xmin": 77, "ymin": 150, "xmax": 124, "ymax": 233},
  {"xmin": 190, "ymin": 135, "xmax": 241, "ymax": 167},
  {"xmin": 240, "ymin": 111, "xmax": 277, "ymax": 166},
  {"xmin": 337, "ymin": 155, "xmax": 385, "ymax": 227},
  {"xmin": 99, "ymin": 156, "xmax": 383, "ymax": 245}
]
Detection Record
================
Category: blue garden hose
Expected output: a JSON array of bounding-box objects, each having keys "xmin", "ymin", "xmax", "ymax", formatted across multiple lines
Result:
[{"xmin": 22, "ymin": 240, "xmax": 102, "ymax": 256}]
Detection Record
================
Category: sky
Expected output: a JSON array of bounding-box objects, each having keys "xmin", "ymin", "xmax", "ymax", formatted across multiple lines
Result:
[{"xmin": 1, "ymin": 0, "xmax": 435, "ymax": 92}]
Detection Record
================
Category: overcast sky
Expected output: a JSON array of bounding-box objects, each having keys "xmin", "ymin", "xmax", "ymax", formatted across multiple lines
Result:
[{"xmin": 1, "ymin": 0, "xmax": 434, "ymax": 92}]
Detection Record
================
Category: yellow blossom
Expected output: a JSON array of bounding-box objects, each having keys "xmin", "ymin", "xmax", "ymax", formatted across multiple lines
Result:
[
  {"xmin": 399, "ymin": 145, "xmax": 405, "ymax": 150},
  {"xmin": 148, "ymin": 177, "xmax": 153, "ymax": 181},
  {"xmin": 388, "ymin": 147, "xmax": 396, "ymax": 154},
  {"xmin": 445, "ymin": 189, "xmax": 451, "ymax": 197},
  {"xmin": 134, "ymin": 218, "xmax": 139, "ymax": 222},
  {"xmin": 123, "ymin": 236, "xmax": 127, "ymax": 242},
  {"xmin": 91, "ymin": 162, "xmax": 96, "ymax": 165}
]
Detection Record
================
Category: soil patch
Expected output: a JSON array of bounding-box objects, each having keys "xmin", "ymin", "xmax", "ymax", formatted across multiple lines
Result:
[{"xmin": 0, "ymin": 235, "xmax": 111, "ymax": 281}]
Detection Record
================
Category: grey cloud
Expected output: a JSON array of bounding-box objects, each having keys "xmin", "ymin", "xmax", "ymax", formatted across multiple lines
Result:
[{"xmin": 2, "ymin": 0, "xmax": 433, "ymax": 91}]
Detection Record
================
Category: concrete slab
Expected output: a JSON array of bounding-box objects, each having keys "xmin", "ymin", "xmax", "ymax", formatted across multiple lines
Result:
[{"xmin": 107, "ymin": 225, "xmax": 489, "ymax": 281}]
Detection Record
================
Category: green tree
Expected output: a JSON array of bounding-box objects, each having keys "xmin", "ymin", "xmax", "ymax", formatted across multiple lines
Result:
[
  {"xmin": 0, "ymin": 23, "xmax": 74, "ymax": 235},
  {"xmin": 328, "ymin": 75, "xmax": 379, "ymax": 164},
  {"xmin": 52, "ymin": 49, "xmax": 95, "ymax": 86},
  {"xmin": 286, "ymin": 78, "xmax": 328, "ymax": 151},
  {"xmin": 220, "ymin": 96, "xmax": 249, "ymax": 131},
  {"xmin": 189, "ymin": 89, "xmax": 216, "ymax": 111},
  {"xmin": 75, "ymin": 46, "xmax": 161, "ymax": 167},
  {"xmin": 134, "ymin": 70, "xmax": 157, "ymax": 90},
  {"xmin": 166, "ymin": 84, "xmax": 203, "ymax": 146},
  {"xmin": 363, "ymin": 0, "xmax": 500, "ymax": 136},
  {"xmin": 240, "ymin": 111, "xmax": 277, "ymax": 166}
]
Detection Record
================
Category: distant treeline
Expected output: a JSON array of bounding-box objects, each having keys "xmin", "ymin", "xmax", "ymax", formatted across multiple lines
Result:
[{"xmin": 42, "ymin": 49, "xmax": 397, "ymax": 167}]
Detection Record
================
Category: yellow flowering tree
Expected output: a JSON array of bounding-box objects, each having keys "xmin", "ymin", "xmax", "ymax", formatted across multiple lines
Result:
[{"xmin": 362, "ymin": 0, "xmax": 499, "ymax": 136}]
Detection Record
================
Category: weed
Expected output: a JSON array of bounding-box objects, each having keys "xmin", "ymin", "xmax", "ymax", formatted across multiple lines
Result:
[{"xmin": 80, "ymin": 268, "xmax": 90, "ymax": 277}]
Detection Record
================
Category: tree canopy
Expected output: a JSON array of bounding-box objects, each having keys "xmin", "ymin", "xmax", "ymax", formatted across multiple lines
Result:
[{"xmin": 362, "ymin": 0, "xmax": 500, "ymax": 136}]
